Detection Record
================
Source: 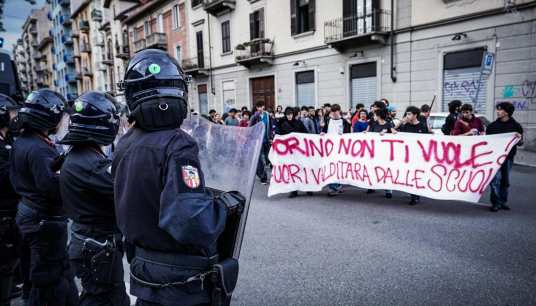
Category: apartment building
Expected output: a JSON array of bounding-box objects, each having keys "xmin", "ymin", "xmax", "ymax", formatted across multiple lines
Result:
[
  {"xmin": 71, "ymin": 0, "xmax": 94, "ymax": 94},
  {"xmin": 36, "ymin": 35, "xmax": 56, "ymax": 90},
  {"xmin": 13, "ymin": 39, "xmax": 29, "ymax": 95},
  {"xmin": 178, "ymin": 0, "xmax": 536, "ymax": 154},
  {"xmin": 15, "ymin": 4, "xmax": 53, "ymax": 96}
]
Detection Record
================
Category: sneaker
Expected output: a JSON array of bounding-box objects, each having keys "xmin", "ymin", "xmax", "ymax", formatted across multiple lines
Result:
[
  {"xmin": 500, "ymin": 204, "xmax": 511, "ymax": 210},
  {"xmin": 260, "ymin": 179, "xmax": 268, "ymax": 185},
  {"xmin": 409, "ymin": 199, "xmax": 418, "ymax": 205},
  {"xmin": 288, "ymin": 191, "xmax": 298, "ymax": 198},
  {"xmin": 386, "ymin": 193, "xmax": 392, "ymax": 199},
  {"xmin": 366, "ymin": 189, "xmax": 375, "ymax": 194},
  {"xmin": 327, "ymin": 189, "xmax": 338, "ymax": 196},
  {"xmin": 490, "ymin": 205, "xmax": 500, "ymax": 212},
  {"xmin": 306, "ymin": 192, "xmax": 313, "ymax": 196}
]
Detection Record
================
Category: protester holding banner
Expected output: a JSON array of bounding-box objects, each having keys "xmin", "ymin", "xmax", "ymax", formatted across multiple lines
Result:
[
  {"xmin": 452, "ymin": 104, "xmax": 485, "ymax": 136},
  {"xmin": 353, "ymin": 109, "xmax": 369, "ymax": 133},
  {"xmin": 442, "ymin": 100, "xmax": 462, "ymax": 135},
  {"xmin": 486, "ymin": 102, "xmax": 524, "ymax": 212},
  {"xmin": 388, "ymin": 106, "xmax": 400, "ymax": 126}
]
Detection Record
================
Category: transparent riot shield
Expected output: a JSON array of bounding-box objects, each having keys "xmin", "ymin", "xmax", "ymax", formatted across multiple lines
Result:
[{"xmin": 181, "ymin": 115, "xmax": 265, "ymax": 260}]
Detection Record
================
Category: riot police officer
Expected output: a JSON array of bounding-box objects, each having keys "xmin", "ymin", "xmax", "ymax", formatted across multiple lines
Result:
[
  {"xmin": 9, "ymin": 89, "xmax": 78, "ymax": 306},
  {"xmin": 114, "ymin": 49, "xmax": 244, "ymax": 305},
  {"xmin": 0, "ymin": 94, "xmax": 22, "ymax": 306},
  {"xmin": 51, "ymin": 91, "xmax": 130, "ymax": 306}
]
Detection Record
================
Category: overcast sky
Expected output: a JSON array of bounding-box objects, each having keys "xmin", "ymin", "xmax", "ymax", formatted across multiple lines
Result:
[{"xmin": 2, "ymin": 0, "xmax": 47, "ymax": 51}]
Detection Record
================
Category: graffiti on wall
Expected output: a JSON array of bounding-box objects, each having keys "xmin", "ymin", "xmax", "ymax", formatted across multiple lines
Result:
[
  {"xmin": 496, "ymin": 80, "xmax": 536, "ymax": 110},
  {"xmin": 444, "ymin": 80, "xmax": 484, "ymax": 101}
]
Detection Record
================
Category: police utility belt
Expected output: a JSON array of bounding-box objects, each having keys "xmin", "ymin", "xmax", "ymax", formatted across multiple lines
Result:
[
  {"xmin": 71, "ymin": 232, "xmax": 122, "ymax": 284},
  {"xmin": 128, "ymin": 245, "xmax": 239, "ymax": 306}
]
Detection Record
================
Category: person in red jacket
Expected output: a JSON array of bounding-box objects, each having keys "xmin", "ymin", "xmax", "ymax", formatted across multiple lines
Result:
[{"xmin": 452, "ymin": 104, "xmax": 485, "ymax": 136}]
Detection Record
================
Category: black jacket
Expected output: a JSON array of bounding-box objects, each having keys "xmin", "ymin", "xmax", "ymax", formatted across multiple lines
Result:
[
  {"xmin": 278, "ymin": 107, "xmax": 308, "ymax": 135},
  {"xmin": 0, "ymin": 132, "xmax": 18, "ymax": 208},
  {"xmin": 322, "ymin": 117, "xmax": 352, "ymax": 134},
  {"xmin": 442, "ymin": 113, "xmax": 457, "ymax": 135},
  {"xmin": 486, "ymin": 117, "xmax": 523, "ymax": 159}
]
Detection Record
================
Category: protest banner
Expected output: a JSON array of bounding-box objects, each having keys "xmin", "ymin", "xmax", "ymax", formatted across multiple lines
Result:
[{"xmin": 267, "ymin": 132, "xmax": 519, "ymax": 202}]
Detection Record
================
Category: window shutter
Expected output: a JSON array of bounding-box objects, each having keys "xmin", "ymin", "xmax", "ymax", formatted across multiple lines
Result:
[
  {"xmin": 290, "ymin": 0, "xmax": 297, "ymax": 35},
  {"xmin": 249, "ymin": 13, "xmax": 255, "ymax": 40},
  {"xmin": 196, "ymin": 31, "xmax": 204, "ymax": 68},
  {"xmin": 258, "ymin": 8, "xmax": 264, "ymax": 38},
  {"xmin": 342, "ymin": 0, "xmax": 353, "ymax": 17},
  {"xmin": 308, "ymin": 0, "xmax": 315, "ymax": 31}
]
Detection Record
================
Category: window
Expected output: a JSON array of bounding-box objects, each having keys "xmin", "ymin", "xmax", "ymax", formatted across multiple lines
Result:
[
  {"xmin": 196, "ymin": 31, "xmax": 204, "ymax": 68},
  {"xmin": 192, "ymin": 0, "xmax": 202, "ymax": 7},
  {"xmin": 144, "ymin": 21, "xmax": 149, "ymax": 37},
  {"xmin": 123, "ymin": 30, "xmax": 128, "ymax": 46},
  {"xmin": 173, "ymin": 5, "xmax": 180, "ymax": 29},
  {"xmin": 133, "ymin": 28, "xmax": 138, "ymax": 42},
  {"xmin": 221, "ymin": 21, "xmax": 230, "ymax": 53},
  {"xmin": 157, "ymin": 14, "xmax": 163, "ymax": 32},
  {"xmin": 249, "ymin": 8, "xmax": 264, "ymax": 53},
  {"xmin": 175, "ymin": 45, "xmax": 181, "ymax": 64},
  {"xmin": 198, "ymin": 84, "xmax": 208, "ymax": 115},
  {"xmin": 350, "ymin": 62, "xmax": 377, "ymax": 110},
  {"xmin": 342, "ymin": 0, "xmax": 380, "ymax": 36},
  {"xmin": 296, "ymin": 71, "xmax": 314, "ymax": 108},
  {"xmin": 291, "ymin": 0, "xmax": 315, "ymax": 35},
  {"xmin": 113, "ymin": 5, "xmax": 116, "ymax": 17},
  {"xmin": 222, "ymin": 80, "xmax": 235, "ymax": 113}
]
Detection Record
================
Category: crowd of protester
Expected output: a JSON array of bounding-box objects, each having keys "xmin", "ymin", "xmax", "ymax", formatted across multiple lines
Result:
[{"xmin": 191, "ymin": 98, "xmax": 524, "ymax": 211}]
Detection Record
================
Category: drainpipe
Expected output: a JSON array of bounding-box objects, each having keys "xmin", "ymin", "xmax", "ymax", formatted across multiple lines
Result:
[
  {"xmin": 207, "ymin": 12, "xmax": 215, "ymax": 95},
  {"xmin": 390, "ymin": 0, "xmax": 397, "ymax": 82}
]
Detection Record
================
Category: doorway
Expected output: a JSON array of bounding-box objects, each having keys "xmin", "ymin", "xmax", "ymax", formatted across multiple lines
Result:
[{"xmin": 251, "ymin": 76, "xmax": 275, "ymax": 110}]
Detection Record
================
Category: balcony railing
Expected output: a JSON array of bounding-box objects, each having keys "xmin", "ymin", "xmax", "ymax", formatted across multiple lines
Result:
[
  {"xmin": 71, "ymin": 30, "xmax": 79, "ymax": 38},
  {"xmin": 52, "ymin": 63, "xmax": 56, "ymax": 70},
  {"xmin": 82, "ymin": 67, "xmax": 93, "ymax": 76},
  {"xmin": 203, "ymin": 0, "xmax": 236, "ymax": 16},
  {"xmin": 51, "ymin": 46, "xmax": 55, "ymax": 54},
  {"xmin": 67, "ymin": 93, "xmax": 78, "ymax": 102},
  {"xmin": 133, "ymin": 39, "xmax": 147, "ymax": 53},
  {"xmin": 33, "ymin": 65, "xmax": 43, "ymax": 72},
  {"xmin": 63, "ymin": 54, "xmax": 75, "ymax": 64},
  {"xmin": 17, "ymin": 38, "xmax": 23, "ymax": 45},
  {"xmin": 146, "ymin": 33, "xmax": 167, "ymax": 50},
  {"xmin": 81, "ymin": 43, "xmax": 91, "ymax": 53},
  {"xmin": 95, "ymin": 62, "xmax": 107, "ymax": 71},
  {"xmin": 31, "ymin": 52, "xmax": 42, "ymax": 60},
  {"xmin": 116, "ymin": 45, "xmax": 130, "ymax": 59},
  {"xmin": 65, "ymin": 74, "xmax": 78, "ymax": 83},
  {"xmin": 105, "ymin": 83, "xmax": 115, "ymax": 94},
  {"xmin": 47, "ymin": 12, "xmax": 52, "ymax": 20},
  {"xmin": 54, "ymin": 80, "xmax": 58, "ymax": 87},
  {"xmin": 31, "ymin": 40, "xmax": 39, "ymax": 47},
  {"xmin": 102, "ymin": 53, "xmax": 114, "ymax": 65},
  {"xmin": 75, "ymin": 72, "xmax": 83, "ymax": 80},
  {"xmin": 181, "ymin": 57, "xmax": 210, "ymax": 75},
  {"xmin": 324, "ymin": 9, "xmax": 390, "ymax": 45},
  {"xmin": 41, "ymin": 54, "xmax": 47, "ymax": 61},
  {"xmin": 234, "ymin": 38, "xmax": 274, "ymax": 67},
  {"xmin": 29, "ymin": 25, "xmax": 38, "ymax": 35},
  {"xmin": 61, "ymin": 35, "xmax": 73, "ymax": 45},
  {"xmin": 58, "ymin": 0, "xmax": 70, "ymax": 7},
  {"xmin": 48, "ymin": 29, "xmax": 53, "ymax": 37},
  {"xmin": 43, "ymin": 68, "xmax": 52, "ymax": 75},
  {"xmin": 35, "ymin": 77, "xmax": 44, "ymax": 85},
  {"xmin": 20, "ymin": 68, "xmax": 27, "ymax": 74},
  {"xmin": 79, "ymin": 20, "xmax": 89, "ymax": 31},
  {"xmin": 60, "ymin": 14, "xmax": 72, "ymax": 26},
  {"xmin": 93, "ymin": 36, "xmax": 104, "ymax": 47},
  {"xmin": 91, "ymin": 10, "xmax": 102, "ymax": 21}
]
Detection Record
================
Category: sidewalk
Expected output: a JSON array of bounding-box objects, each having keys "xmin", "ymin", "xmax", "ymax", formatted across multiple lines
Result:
[{"xmin": 514, "ymin": 149, "xmax": 536, "ymax": 167}]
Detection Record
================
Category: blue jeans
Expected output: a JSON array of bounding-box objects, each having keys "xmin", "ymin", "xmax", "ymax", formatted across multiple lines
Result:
[
  {"xmin": 256, "ymin": 142, "xmax": 270, "ymax": 181},
  {"xmin": 410, "ymin": 194, "xmax": 420, "ymax": 201},
  {"xmin": 329, "ymin": 184, "xmax": 342, "ymax": 190},
  {"xmin": 490, "ymin": 158, "xmax": 514, "ymax": 207}
]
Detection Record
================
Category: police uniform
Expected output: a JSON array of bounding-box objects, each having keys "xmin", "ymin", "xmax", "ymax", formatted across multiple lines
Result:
[
  {"xmin": 57, "ymin": 91, "xmax": 129, "ymax": 306},
  {"xmin": 114, "ymin": 49, "xmax": 243, "ymax": 306},
  {"xmin": 9, "ymin": 89, "xmax": 78, "ymax": 306}
]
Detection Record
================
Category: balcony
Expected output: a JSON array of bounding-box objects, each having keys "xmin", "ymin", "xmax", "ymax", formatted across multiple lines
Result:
[
  {"xmin": 82, "ymin": 67, "xmax": 93, "ymax": 76},
  {"xmin": 33, "ymin": 65, "xmax": 43, "ymax": 73},
  {"xmin": 63, "ymin": 54, "xmax": 75, "ymax": 64},
  {"xmin": 18, "ymin": 50, "xmax": 25, "ymax": 56},
  {"xmin": 105, "ymin": 83, "xmax": 115, "ymax": 95},
  {"xmin": 203, "ymin": 0, "xmax": 235, "ymax": 16},
  {"xmin": 234, "ymin": 38, "xmax": 274, "ymax": 68},
  {"xmin": 52, "ymin": 63, "xmax": 56, "ymax": 70},
  {"xmin": 60, "ymin": 14, "xmax": 72, "ymax": 26},
  {"xmin": 31, "ymin": 40, "xmax": 39, "ymax": 48},
  {"xmin": 102, "ymin": 53, "xmax": 114, "ymax": 65},
  {"xmin": 91, "ymin": 9, "xmax": 102, "ymax": 21},
  {"xmin": 324, "ymin": 9, "xmax": 391, "ymax": 52},
  {"xmin": 81, "ymin": 43, "xmax": 91, "ymax": 53},
  {"xmin": 70, "ymin": 29, "xmax": 79, "ymax": 38},
  {"xmin": 95, "ymin": 62, "xmax": 107, "ymax": 71},
  {"xmin": 54, "ymin": 80, "xmax": 58, "ymax": 87},
  {"xmin": 65, "ymin": 74, "xmax": 78, "ymax": 83},
  {"xmin": 43, "ymin": 68, "xmax": 52, "ymax": 75},
  {"xmin": 61, "ymin": 34, "xmax": 73, "ymax": 45},
  {"xmin": 17, "ymin": 38, "xmax": 23, "ymax": 45},
  {"xmin": 67, "ymin": 93, "xmax": 78, "ymax": 102},
  {"xmin": 41, "ymin": 54, "xmax": 47, "ymax": 61},
  {"xmin": 35, "ymin": 77, "xmax": 44, "ymax": 85},
  {"xmin": 47, "ymin": 12, "xmax": 52, "ymax": 20},
  {"xmin": 133, "ymin": 39, "xmax": 146, "ymax": 53},
  {"xmin": 79, "ymin": 20, "xmax": 89, "ymax": 31},
  {"xmin": 72, "ymin": 50, "xmax": 81, "ymax": 59},
  {"xmin": 51, "ymin": 46, "xmax": 55, "ymax": 54},
  {"xmin": 20, "ymin": 68, "xmax": 27, "ymax": 74},
  {"xmin": 48, "ymin": 29, "xmax": 53, "ymax": 37},
  {"xmin": 58, "ymin": 0, "xmax": 70, "ymax": 7},
  {"xmin": 146, "ymin": 33, "xmax": 167, "ymax": 50},
  {"xmin": 29, "ymin": 25, "xmax": 38, "ymax": 35},
  {"xmin": 93, "ymin": 36, "xmax": 104, "ymax": 47},
  {"xmin": 181, "ymin": 57, "xmax": 210, "ymax": 76},
  {"xmin": 31, "ymin": 52, "xmax": 42, "ymax": 61},
  {"xmin": 74, "ymin": 72, "xmax": 83, "ymax": 80},
  {"xmin": 99, "ymin": 21, "xmax": 110, "ymax": 32},
  {"xmin": 116, "ymin": 45, "xmax": 130, "ymax": 59}
]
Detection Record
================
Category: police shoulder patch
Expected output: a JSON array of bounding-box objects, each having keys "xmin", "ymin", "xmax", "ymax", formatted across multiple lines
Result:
[
  {"xmin": 176, "ymin": 158, "xmax": 204, "ymax": 194},
  {"xmin": 182, "ymin": 165, "xmax": 200, "ymax": 189}
]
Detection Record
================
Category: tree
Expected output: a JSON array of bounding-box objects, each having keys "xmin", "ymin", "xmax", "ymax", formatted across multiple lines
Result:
[{"xmin": 0, "ymin": 0, "xmax": 37, "ymax": 32}]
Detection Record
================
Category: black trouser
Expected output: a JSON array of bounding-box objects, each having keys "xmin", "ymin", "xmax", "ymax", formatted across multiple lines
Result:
[
  {"xmin": 68, "ymin": 223, "xmax": 129, "ymax": 306},
  {"xmin": 135, "ymin": 300, "xmax": 210, "ymax": 306},
  {"xmin": 15, "ymin": 213, "xmax": 78, "ymax": 306},
  {"xmin": 0, "ymin": 208, "xmax": 21, "ymax": 306}
]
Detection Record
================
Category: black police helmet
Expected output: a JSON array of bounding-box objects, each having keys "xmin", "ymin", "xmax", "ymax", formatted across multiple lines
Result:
[
  {"xmin": 119, "ymin": 49, "xmax": 189, "ymax": 131},
  {"xmin": 9, "ymin": 89, "xmax": 69, "ymax": 132},
  {"xmin": 58, "ymin": 91, "xmax": 121, "ymax": 146},
  {"xmin": 0, "ymin": 94, "xmax": 19, "ymax": 128}
]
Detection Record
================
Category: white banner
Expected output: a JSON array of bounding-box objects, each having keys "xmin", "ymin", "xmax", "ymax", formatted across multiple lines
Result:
[{"xmin": 267, "ymin": 132, "xmax": 520, "ymax": 202}]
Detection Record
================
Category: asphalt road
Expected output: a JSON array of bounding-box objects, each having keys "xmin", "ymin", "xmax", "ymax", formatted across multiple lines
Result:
[{"xmin": 11, "ymin": 165, "xmax": 536, "ymax": 305}]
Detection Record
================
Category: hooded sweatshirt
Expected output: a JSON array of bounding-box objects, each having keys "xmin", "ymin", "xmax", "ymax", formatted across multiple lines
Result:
[
  {"xmin": 486, "ymin": 117, "xmax": 524, "ymax": 159},
  {"xmin": 279, "ymin": 107, "xmax": 308, "ymax": 135},
  {"xmin": 452, "ymin": 114, "xmax": 485, "ymax": 136}
]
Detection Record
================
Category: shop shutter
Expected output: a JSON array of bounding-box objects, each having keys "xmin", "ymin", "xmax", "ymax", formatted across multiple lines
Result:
[
  {"xmin": 442, "ymin": 66, "xmax": 487, "ymax": 114},
  {"xmin": 351, "ymin": 76, "xmax": 376, "ymax": 110}
]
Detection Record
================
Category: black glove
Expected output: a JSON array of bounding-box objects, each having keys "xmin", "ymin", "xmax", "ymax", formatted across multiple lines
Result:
[{"xmin": 214, "ymin": 191, "xmax": 246, "ymax": 217}]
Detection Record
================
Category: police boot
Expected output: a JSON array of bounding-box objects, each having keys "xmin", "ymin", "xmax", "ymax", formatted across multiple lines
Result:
[{"xmin": 0, "ymin": 259, "xmax": 19, "ymax": 306}]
